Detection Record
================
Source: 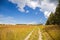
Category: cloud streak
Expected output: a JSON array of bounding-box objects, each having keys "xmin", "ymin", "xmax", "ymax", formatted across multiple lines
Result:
[
  {"xmin": 0, "ymin": 14, "xmax": 41, "ymax": 24},
  {"xmin": 0, "ymin": 14, "xmax": 16, "ymax": 24}
]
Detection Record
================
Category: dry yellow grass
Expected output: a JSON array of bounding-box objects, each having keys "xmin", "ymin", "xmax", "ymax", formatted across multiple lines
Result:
[
  {"xmin": 0, "ymin": 25, "xmax": 60, "ymax": 40},
  {"xmin": 0, "ymin": 25, "xmax": 35, "ymax": 40},
  {"xmin": 41, "ymin": 25, "xmax": 60, "ymax": 40}
]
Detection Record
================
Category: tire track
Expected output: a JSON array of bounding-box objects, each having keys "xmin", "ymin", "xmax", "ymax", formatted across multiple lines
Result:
[
  {"xmin": 38, "ymin": 28, "xmax": 42, "ymax": 40},
  {"xmin": 24, "ymin": 30, "xmax": 34, "ymax": 40}
]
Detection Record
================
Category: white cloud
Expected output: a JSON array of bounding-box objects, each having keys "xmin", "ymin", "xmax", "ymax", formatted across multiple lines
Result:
[
  {"xmin": 8, "ymin": 0, "xmax": 58, "ymax": 18},
  {"xmin": 44, "ymin": 11, "xmax": 51, "ymax": 18},
  {"xmin": 25, "ymin": 10, "xmax": 29, "ymax": 13},
  {"xmin": 8, "ymin": 0, "xmax": 39, "ymax": 11},
  {"xmin": 40, "ymin": 0, "xmax": 57, "ymax": 18},
  {"xmin": 27, "ymin": 1, "xmax": 39, "ymax": 9}
]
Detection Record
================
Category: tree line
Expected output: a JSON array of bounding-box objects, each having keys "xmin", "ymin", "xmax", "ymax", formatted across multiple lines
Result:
[{"xmin": 46, "ymin": 0, "xmax": 60, "ymax": 25}]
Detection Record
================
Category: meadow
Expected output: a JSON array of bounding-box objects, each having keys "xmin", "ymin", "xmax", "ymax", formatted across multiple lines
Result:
[
  {"xmin": 0, "ymin": 24, "xmax": 60, "ymax": 40},
  {"xmin": 42, "ymin": 25, "xmax": 60, "ymax": 40}
]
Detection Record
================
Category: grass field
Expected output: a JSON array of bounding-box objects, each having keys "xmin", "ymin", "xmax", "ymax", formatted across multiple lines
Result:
[
  {"xmin": 0, "ymin": 24, "xmax": 60, "ymax": 40},
  {"xmin": 42, "ymin": 25, "xmax": 60, "ymax": 40}
]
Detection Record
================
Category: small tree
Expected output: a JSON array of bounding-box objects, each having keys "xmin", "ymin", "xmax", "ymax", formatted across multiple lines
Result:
[{"xmin": 46, "ymin": 12, "xmax": 55, "ymax": 25}]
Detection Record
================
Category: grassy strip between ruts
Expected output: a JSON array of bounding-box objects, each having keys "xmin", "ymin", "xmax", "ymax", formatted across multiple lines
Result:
[{"xmin": 28, "ymin": 27, "xmax": 39, "ymax": 40}]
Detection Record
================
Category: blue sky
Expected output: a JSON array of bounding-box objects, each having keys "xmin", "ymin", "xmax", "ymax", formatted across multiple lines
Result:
[{"xmin": 0, "ymin": 0, "xmax": 58, "ymax": 24}]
